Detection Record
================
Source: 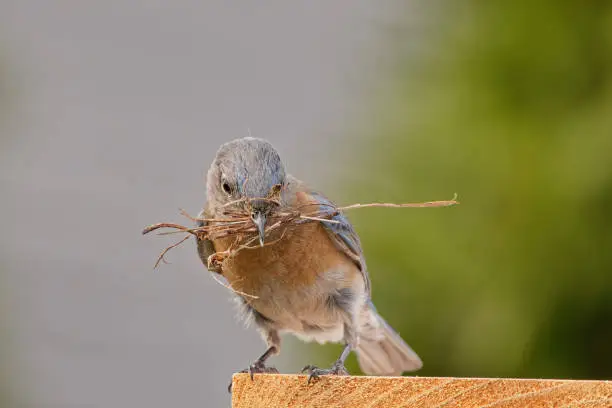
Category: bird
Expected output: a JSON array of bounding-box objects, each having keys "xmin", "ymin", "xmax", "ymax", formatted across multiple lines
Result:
[{"xmin": 196, "ymin": 137, "xmax": 422, "ymax": 386}]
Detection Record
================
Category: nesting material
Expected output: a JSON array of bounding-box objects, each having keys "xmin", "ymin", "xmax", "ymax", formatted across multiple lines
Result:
[{"xmin": 142, "ymin": 194, "xmax": 459, "ymax": 272}]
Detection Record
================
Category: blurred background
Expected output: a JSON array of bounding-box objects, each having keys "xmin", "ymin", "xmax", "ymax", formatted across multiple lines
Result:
[{"xmin": 1, "ymin": 1, "xmax": 611, "ymax": 407}]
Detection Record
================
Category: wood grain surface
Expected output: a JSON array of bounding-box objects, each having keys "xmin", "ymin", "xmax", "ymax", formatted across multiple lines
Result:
[{"xmin": 231, "ymin": 373, "xmax": 612, "ymax": 408}]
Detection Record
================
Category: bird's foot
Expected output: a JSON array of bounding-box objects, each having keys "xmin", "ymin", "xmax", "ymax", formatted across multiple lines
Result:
[
  {"xmin": 301, "ymin": 362, "xmax": 349, "ymax": 384},
  {"xmin": 228, "ymin": 361, "xmax": 279, "ymax": 393},
  {"xmin": 242, "ymin": 361, "xmax": 280, "ymax": 380}
]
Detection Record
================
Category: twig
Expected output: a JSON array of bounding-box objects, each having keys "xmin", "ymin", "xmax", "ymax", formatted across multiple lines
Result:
[
  {"xmin": 339, "ymin": 193, "xmax": 459, "ymax": 210},
  {"xmin": 299, "ymin": 215, "xmax": 341, "ymax": 224},
  {"xmin": 153, "ymin": 235, "xmax": 190, "ymax": 268},
  {"xmin": 210, "ymin": 272, "xmax": 259, "ymax": 299},
  {"xmin": 143, "ymin": 194, "xmax": 459, "ymax": 271},
  {"xmin": 142, "ymin": 223, "xmax": 193, "ymax": 235}
]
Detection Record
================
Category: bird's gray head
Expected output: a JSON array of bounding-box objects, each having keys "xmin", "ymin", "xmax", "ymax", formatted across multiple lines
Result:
[{"xmin": 206, "ymin": 137, "xmax": 286, "ymax": 245}]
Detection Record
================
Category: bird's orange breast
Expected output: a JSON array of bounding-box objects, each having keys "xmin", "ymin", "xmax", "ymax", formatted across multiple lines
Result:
[
  {"xmin": 212, "ymin": 191, "xmax": 353, "ymax": 298},
  {"xmin": 213, "ymin": 221, "xmax": 348, "ymax": 297}
]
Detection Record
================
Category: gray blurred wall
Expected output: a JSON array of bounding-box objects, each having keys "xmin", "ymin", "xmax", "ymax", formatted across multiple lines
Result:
[{"xmin": 0, "ymin": 2, "xmax": 396, "ymax": 407}]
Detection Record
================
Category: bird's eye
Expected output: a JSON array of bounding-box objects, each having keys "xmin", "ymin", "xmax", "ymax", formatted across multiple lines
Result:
[{"xmin": 222, "ymin": 181, "xmax": 232, "ymax": 194}]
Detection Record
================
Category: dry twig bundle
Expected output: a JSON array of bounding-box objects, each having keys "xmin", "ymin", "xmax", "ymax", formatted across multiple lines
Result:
[{"xmin": 142, "ymin": 194, "xmax": 459, "ymax": 272}]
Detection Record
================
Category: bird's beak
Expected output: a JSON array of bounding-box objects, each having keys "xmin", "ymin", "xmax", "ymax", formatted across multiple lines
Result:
[{"xmin": 251, "ymin": 212, "xmax": 267, "ymax": 247}]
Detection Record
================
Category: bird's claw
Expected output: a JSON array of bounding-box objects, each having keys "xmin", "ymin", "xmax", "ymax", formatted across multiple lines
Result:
[
  {"xmin": 243, "ymin": 361, "xmax": 280, "ymax": 380},
  {"xmin": 227, "ymin": 362, "xmax": 279, "ymax": 393},
  {"xmin": 301, "ymin": 363, "xmax": 349, "ymax": 384}
]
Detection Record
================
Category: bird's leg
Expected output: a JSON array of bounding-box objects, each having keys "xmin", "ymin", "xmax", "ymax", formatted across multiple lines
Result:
[
  {"xmin": 302, "ymin": 291, "xmax": 360, "ymax": 384},
  {"xmin": 302, "ymin": 343, "xmax": 351, "ymax": 383},
  {"xmin": 240, "ymin": 345, "xmax": 280, "ymax": 379},
  {"xmin": 228, "ymin": 307, "xmax": 283, "ymax": 392},
  {"xmin": 228, "ymin": 345, "xmax": 280, "ymax": 393},
  {"xmin": 299, "ymin": 319, "xmax": 359, "ymax": 384}
]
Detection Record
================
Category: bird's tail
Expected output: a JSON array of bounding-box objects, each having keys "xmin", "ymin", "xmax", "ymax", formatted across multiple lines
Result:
[{"xmin": 356, "ymin": 305, "xmax": 422, "ymax": 376}]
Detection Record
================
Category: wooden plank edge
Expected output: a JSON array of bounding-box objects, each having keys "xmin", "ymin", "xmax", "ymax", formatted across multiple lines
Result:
[{"xmin": 231, "ymin": 373, "xmax": 612, "ymax": 408}]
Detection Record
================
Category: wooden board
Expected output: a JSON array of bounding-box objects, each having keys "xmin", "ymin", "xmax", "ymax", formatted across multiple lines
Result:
[{"xmin": 231, "ymin": 374, "xmax": 612, "ymax": 407}]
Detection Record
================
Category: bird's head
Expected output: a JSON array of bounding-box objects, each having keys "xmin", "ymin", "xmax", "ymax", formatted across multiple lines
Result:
[{"xmin": 206, "ymin": 137, "xmax": 286, "ymax": 246}]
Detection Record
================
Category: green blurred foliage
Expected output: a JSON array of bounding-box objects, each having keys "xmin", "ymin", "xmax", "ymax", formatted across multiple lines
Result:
[{"xmin": 303, "ymin": 0, "xmax": 612, "ymax": 379}]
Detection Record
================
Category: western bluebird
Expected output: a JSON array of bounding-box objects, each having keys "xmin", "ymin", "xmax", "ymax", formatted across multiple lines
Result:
[{"xmin": 197, "ymin": 137, "xmax": 422, "ymax": 384}]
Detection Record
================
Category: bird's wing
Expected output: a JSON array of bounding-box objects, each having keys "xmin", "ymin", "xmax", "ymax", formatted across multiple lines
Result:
[
  {"xmin": 196, "ymin": 205, "xmax": 222, "ymax": 274},
  {"xmin": 297, "ymin": 188, "xmax": 371, "ymax": 296}
]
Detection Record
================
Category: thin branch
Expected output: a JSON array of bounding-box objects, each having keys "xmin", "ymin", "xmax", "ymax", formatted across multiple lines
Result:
[
  {"xmin": 339, "ymin": 194, "xmax": 459, "ymax": 210},
  {"xmin": 143, "ymin": 194, "xmax": 459, "ymax": 271},
  {"xmin": 299, "ymin": 215, "xmax": 341, "ymax": 224},
  {"xmin": 153, "ymin": 235, "xmax": 191, "ymax": 269},
  {"xmin": 210, "ymin": 272, "xmax": 259, "ymax": 299}
]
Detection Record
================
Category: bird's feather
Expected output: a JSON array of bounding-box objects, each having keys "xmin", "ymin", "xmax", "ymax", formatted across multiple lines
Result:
[{"xmin": 299, "ymin": 190, "xmax": 371, "ymax": 296}]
